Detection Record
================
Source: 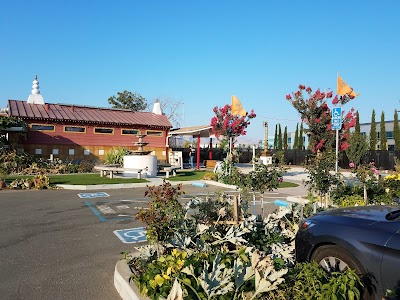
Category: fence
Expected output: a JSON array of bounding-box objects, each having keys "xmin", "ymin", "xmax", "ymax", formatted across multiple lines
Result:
[{"xmin": 172, "ymin": 147, "xmax": 400, "ymax": 170}]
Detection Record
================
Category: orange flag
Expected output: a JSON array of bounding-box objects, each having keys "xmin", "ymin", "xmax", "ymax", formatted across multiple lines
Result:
[
  {"xmin": 231, "ymin": 96, "xmax": 246, "ymax": 116},
  {"xmin": 337, "ymin": 75, "xmax": 359, "ymax": 97}
]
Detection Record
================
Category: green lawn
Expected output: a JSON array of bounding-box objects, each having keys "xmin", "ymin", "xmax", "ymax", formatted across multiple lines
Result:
[
  {"xmin": 167, "ymin": 170, "xmax": 209, "ymax": 181},
  {"xmin": 2, "ymin": 172, "xmax": 299, "ymax": 188},
  {"xmin": 3, "ymin": 174, "xmax": 148, "ymax": 185},
  {"xmin": 278, "ymin": 181, "xmax": 299, "ymax": 188}
]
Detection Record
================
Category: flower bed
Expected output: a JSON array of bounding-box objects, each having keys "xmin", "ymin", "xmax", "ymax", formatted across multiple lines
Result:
[{"xmin": 125, "ymin": 181, "xmax": 368, "ymax": 300}]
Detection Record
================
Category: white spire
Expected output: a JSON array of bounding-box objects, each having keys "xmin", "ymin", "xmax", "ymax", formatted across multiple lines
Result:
[
  {"xmin": 152, "ymin": 99, "xmax": 162, "ymax": 115},
  {"xmin": 27, "ymin": 75, "xmax": 44, "ymax": 104}
]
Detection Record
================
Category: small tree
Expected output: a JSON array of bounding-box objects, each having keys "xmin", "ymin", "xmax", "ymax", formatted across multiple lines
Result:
[
  {"xmin": 0, "ymin": 116, "xmax": 27, "ymax": 150},
  {"xmin": 355, "ymin": 111, "xmax": 361, "ymax": 134},
  {"xmin": 278, "ymin": 124, "xmax": 283, "ymax": 150},
  {"xmin": 394, "ymin": 110, "xmax": 400, "ymax": 151},
  {"xmin": 156, "ymin": 97, "xmax": 184, "ymax": 127},
  {"xmin": 346, "ymin": 112, "xmax": 368, "ymax": 166},
  {"xmin": 274, "ymin": 124, "xmax": 278, "ymax": 150},
  {"xmin": 283, "ymin": 126, "xmax": 288, "ymax": 150},
  {"xmin": 286, "ymin": 85, "xmax": 356, "ymax": 198},
  {"xmin": 108, "ymin": 90, "xmax": 148, "ymax": 111},
  {"xmin": 299, "ymin": 123, "xmax": 304, "ymax": 150},
  {"xmin": 369, "ymin": 110, "xmax": 377, "ymax": 150},
  {"xmin": 380, "ymin": 111, "xmax": 387, "ymax": 150},
  {"xmin": 293, "ymin": 123, "xmax": 299, "ymax": 150}
]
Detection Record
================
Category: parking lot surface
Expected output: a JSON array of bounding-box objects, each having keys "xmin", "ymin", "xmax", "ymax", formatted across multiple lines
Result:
[{"xmin": 0, "ymin": 182, "xmax": 300, "ymax": 299}]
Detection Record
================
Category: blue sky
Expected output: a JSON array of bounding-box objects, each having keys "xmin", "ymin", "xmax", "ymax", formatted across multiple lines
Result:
[{"xmin": 1, "ymin": 0, "xmax": 399, "ymax": 144}]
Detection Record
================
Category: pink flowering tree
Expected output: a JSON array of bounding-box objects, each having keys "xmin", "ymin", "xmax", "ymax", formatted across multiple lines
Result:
[
  {"xmin": 349, "ymin": 162, "xmax": 379, "ymax": 203},
  {"xmin": 210, "ymin": 104, "xmax": 256, "ymax": 183},
  {"xmin": 285, "ymin": 85, "xmax": 356, "ymax": 154},
  {"xmin": 285, "ymin": 85, "xmax": 357, "ymax": 198},
  {"xmin": 210, "ymin": 104, "xmax": 256, "ymax": 152}
]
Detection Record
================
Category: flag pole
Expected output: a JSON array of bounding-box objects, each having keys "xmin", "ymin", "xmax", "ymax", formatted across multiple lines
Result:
[
  {"xmin": 335, "ymin": 72, "xmax": 339, "ymax": 174},
  {"xmin": 335, "ymin": 128, "xmax": 339, "ymax": 173}
]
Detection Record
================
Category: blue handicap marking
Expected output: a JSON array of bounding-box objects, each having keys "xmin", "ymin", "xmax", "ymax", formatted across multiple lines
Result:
[
  {"xmin": 331, "ymin": 107, "xmax": 342, "ymax": 130},
  {"xmin": 78, "ymin": 192, "xmax": 110, "ymax": 199},
  {"xmin": 332, "ymin": 107, "xmax": 341, "ymax": 118},
  {"xmin": 113, "ymin": 227, "xmax": 147, "ymax": 244}
]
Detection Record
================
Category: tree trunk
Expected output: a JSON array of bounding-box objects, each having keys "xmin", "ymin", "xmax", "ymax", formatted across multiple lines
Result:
[{"xmin": 363, "ymin": 183, "xmax": 368, "ymax": 205}]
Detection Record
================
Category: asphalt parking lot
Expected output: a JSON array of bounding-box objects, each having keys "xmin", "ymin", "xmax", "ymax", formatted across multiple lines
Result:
[{"xmin": 0, "ymin": 183, "xmax": 299, "ymax": 299}]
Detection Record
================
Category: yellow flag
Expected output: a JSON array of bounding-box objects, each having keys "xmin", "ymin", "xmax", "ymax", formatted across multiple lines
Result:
[
  {"xmin": 337, "ymin": 75, "xmax": 359, "ymax": 97},
  {"xmin": 231, "ymin": 96, "xmax": 246, "ymax": 117}
]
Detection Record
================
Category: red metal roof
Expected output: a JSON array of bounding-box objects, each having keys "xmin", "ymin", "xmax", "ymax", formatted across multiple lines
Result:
[{"xmin": 7, "ymin": 100, "xmax": 172, "ymax": 129}]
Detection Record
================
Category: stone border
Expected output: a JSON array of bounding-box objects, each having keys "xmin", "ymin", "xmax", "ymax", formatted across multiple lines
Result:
[{"xmin": 114, "ymin": 260, "xmax": 149, "ymax": 300}]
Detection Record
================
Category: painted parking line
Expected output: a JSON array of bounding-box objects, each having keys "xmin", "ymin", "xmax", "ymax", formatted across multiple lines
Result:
[
  {"xmin": 84, "ymin": 199, "xmax": 148, "ymax": 222},
  {"xmin": 113, "ymin": 227, "xmax": 147, "ymax": 244},
  {"xmin": 78, "ymin": 192, "xmax": 110, "ymax": 199}
]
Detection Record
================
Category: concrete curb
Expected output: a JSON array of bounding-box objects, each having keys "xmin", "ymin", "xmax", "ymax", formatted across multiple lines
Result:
[{"xmin": 114, "ymin": 260, "xmax": 147, "ymax": 300}]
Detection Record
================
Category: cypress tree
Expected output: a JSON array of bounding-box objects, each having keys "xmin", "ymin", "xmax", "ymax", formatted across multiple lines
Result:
[
  {"xmin": 294, "ymin": 123, "xmax": 299, "ymax": 149},
  {"xmin": 299, "ymin": 123, "xmax": 304, "ymax": 150},
  {"xmin": 283, "ymin": 126, "xmax": 288, "ymax": 150},
  {"xmin": 355, "ymin": 111, "xmax": 361, "ymax": 134},
  {"xmin": 369, "ymin": 110, "xmax": 377, "ymax": 150},
  {"xmin": 346, "ymin": 111, "xmax": 368, "ymax": 166},
  {"xmin": 380, "ymin": 111, "xmax": 387, "ymax": 150},
  {"xmin": 278, "ymin": 124, "xmax": 283, "ymax": 150},
  {"xmin": 394, "ymin": 110, "xmax": 400, "ymax": 151},
  {"xmin": 274, "ymin": 124, "xmax": 278, "ymax": 150}
]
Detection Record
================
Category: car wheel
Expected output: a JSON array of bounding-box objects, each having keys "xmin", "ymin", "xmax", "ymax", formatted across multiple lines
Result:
[
  {"xmin": 311, "ymin": 244, "xmax": 365, "ymax": 274},
  {"xmin": 311, "ymin": 245, "xmax": 373, "ymax": 300}
]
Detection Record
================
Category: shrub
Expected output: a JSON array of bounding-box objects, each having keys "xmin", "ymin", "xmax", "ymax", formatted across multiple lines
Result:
[
  {"xmin": 336, "ymin": 194, "xmax": 365, "ymax": 207},
  {"xmin": 78, "ymin": 160, "xmax": 94, "ymax": 173},
  {"xmin": 135, "ymin": 181, "xmax": 186, "ymax": 244},
  {"xmin": 283, "ymin": 262, "xmax": 328, "ymax": 299},
  {"xmin": 383, "ymin": 174, "xmax": 400, "ymax": 198},
  {"xmin": 103, "ymin": 147, "xmax": 131, "ymax": 165},
  {"xmin": 202, "ymin": 172, "xmax": 217, "ymax": 181}
]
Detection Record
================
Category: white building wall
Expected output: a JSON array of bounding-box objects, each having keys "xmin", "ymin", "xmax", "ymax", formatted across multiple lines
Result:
[
  {"xmin": 359, "ymin": 121, "xmax": 395, "ymax": 150},
  {"xmin": 287, "ymin": 131, "xmax": 309, "ymax": 150}
]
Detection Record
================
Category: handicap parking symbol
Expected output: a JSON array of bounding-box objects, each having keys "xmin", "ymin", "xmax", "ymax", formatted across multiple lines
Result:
[
  {"xmin": 78, "ymin": 192, "xmax": 110, "ymax": 199},
  {"xmin": 113, "ymin": 227, "xmax": 147, "ymax": 244}
]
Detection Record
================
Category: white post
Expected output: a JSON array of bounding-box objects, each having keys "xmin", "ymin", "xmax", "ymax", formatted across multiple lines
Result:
[{"xmin": 335, "ymin": 129, "xmax": 339, "ymax": 173}]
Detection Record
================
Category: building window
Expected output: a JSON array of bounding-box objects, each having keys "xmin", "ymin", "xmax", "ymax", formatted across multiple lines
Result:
[
  {"xmin": 84, "ymin": 149, "xmax": 90, "ymax": 155},
  {"xmin": 64, "ymin": 126, "xmax": 86, "ymax": 133},
  {"xmin": 52, "ymin": 149, "xmax": 59, "ymax": 155},
  {"xmin": 94, "ymin": 127, "xmax": 114, "ymax": 134},
  {"xmin": 361, "ymin": 132, "xmax": 366, "ymax": 136},
  {"xmin": 99, "ymin": 150, "xmax": 104, "ymax": 155},
  {"xmin": 146, "ymin": 130, "xmax": 163, "ymax": 137},
  {"xmin": 377, "ymin": 132, "xmax": 380, "ymax": 139},
  {"xmin": 69, "ymin": 149, "xmax": 75, "ymax": 155},
  {"xmin": 35, "ymin": 149, "xmax": 42, "ymax": 155},
  {"xmin": 288, "ymin": 137, "xmax": 291, "ymax": 144},
  {"xmin": 121, "ymin": 129, "xmax": 140, "ymax": 135},
  {"xmin": 387, "ymin": 131, "xmax": 393, "ymax": 139},
  {"xmin": 388, "ymin": 145, "xmax": 395, "ymax": 151},
  {"xmin": 31, "ymin": 124, "xmax": 55, "ymax": 131}
]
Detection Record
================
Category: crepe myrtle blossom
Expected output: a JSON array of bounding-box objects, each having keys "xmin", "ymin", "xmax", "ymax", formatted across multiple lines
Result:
[
  {"xmin": 286, "ymin": 84, "xmax": 356, "ymax": 153},
  {"xmin": 210, "ymin": 104, "xmax": 256, "ymax": 139}
]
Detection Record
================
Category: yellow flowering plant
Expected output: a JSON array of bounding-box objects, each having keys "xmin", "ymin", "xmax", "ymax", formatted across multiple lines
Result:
[{"xmin": 383, "ymin": 174, "xmax": 400, "ymax": 198}]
